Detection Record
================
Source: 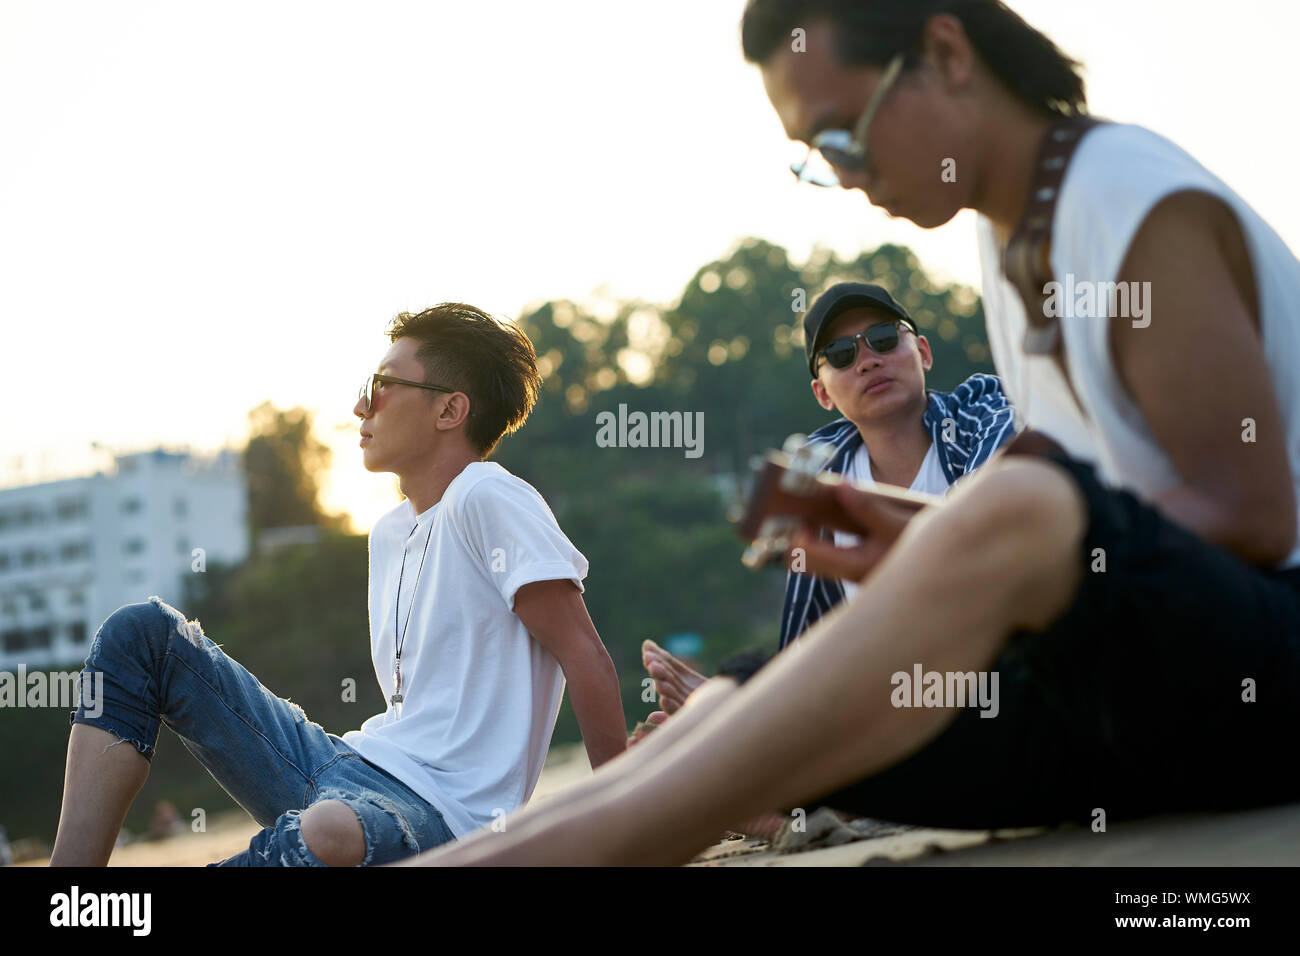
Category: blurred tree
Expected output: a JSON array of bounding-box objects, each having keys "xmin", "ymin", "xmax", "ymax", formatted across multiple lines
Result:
[
  {"xmin": 243, "ymin": 402, "xmax": 347, "ymax": 536},
  {"xmin": 493, "ymin": 236, "xmax": 997, "ymax": 728}
]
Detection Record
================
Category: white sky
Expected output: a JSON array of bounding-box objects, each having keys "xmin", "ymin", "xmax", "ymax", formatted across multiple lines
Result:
[{"xmin": 3, "ymin": 0, "xmax": 1297, "ymax": 530}]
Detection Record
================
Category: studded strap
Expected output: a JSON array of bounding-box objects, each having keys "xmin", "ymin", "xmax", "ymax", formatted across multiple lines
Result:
[{"xmin": 1003, "ymin": 114, "xmax": 1108, "ymax": 356}]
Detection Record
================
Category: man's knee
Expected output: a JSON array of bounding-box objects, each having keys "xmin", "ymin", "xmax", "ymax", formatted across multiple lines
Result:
[
  {"xmin": 945, "ymin": 458, "xmax": 1086, "ymax": 553},
  {"xmin": 929, "ymin": 458, "xmax": 1088, "ymax": 627},
  {"xmin": 300, "ymin": 799, "xmax": 365, "ymax": 867},
  {"xmin": 97, "ymin": 597, "xmax": 201, "ymax": 655}
]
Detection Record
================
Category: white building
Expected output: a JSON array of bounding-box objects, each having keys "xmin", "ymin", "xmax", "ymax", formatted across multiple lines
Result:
[{"xmin": 0, "ymin": 448, "xmax": 249, "ymax": 670}]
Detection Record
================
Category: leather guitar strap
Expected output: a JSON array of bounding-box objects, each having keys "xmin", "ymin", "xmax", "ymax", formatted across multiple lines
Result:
[{"xmin": 1002, "ymin": 113, "xmax": 1109, "ymax": 427}]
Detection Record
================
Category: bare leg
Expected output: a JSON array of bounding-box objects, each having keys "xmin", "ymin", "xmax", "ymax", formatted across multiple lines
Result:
[
  {"xmin": 394, "ymin": 675, "xmax": 745, "ymax": 866},
  {"xmin": 50, "ymin": 725, "xmax": 150, "ymax": 866},
  {"xmin": 412, "ymin": 458, "xmax": 1087, "ymax": 865},
  {"xmin": 299, "ymin": 799, "xmax": 366, "ymax": 867},
  {"xmin": 641, "ymin": 642, "xmax": 783, "ymax": 837}
]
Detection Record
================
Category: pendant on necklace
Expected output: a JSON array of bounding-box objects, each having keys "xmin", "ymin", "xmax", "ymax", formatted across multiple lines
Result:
[{"xmin": 391, "ymin": 661, "xmax": 404, "ymax": 718}]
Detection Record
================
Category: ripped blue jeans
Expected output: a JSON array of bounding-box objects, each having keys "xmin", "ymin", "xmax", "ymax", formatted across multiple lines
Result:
[{"xmin": 68, "ymin": 597, "xmax": 456, "ymax": 866}]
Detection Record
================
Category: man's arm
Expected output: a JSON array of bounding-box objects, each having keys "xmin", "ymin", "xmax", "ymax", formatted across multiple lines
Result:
[
  {"xmin": 1112, "ymin": 189, "xmax": 1297, "ymax": 566},
  {"xmin": 513, "ymin": 578, "xmax": 627, "ymax": 769}
]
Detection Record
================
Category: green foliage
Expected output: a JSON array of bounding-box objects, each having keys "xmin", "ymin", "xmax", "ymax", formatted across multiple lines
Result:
[
  {"xmin": 494, "ymin": 237, "xmax": 993, "ymax": 741},
  {"xmin": 499, "ymin": 238, "xmax": 991, "ymax": 475}
]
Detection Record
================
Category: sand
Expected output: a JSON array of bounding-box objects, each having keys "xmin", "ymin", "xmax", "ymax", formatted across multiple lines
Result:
[{"xmin": 21, "ymin": 743, "xmax": 1300, "ymax": 866}]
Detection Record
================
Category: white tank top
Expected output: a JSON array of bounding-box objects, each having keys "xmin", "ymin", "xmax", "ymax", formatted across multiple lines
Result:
[{"xmin": 978, "ymin": 123, "xmax": 1300, "ymax": 569}]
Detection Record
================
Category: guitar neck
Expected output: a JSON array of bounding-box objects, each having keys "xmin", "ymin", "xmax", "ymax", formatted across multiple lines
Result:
[{"xmin": 768, "ymin": 449, "xmax": 945, "ymax": 509}]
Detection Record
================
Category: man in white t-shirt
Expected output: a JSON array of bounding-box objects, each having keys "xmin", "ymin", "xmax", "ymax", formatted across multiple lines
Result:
[
  {"xmin": 53, "ymin": 302, "xmax": 627, "ymax": 866},
  {"xmin": 337, "ymin": 303, "xmax": 628, "ymax": 842}
]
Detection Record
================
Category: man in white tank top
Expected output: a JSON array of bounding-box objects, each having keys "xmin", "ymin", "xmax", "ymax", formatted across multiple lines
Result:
[{"xmin": 402, "ymin": 2, "xmax": 1300, "ymax": 865}]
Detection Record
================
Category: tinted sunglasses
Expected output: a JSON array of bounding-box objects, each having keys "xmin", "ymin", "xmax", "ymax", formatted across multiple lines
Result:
[
  {"xmin": 358, "ymin": 373, "xmax": 476, "ymax": 418},
  {"xmin": 816, "ymin": 320, "xmax": 915, "ymax": 371}
]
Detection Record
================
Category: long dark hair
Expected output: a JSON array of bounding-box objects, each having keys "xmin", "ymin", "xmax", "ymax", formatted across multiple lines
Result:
[{"xmin": 741, "ymin": 0, "xmax": 1087, "ymax": 116}]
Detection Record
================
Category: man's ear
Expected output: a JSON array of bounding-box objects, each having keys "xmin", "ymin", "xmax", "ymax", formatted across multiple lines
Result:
[
  {"xmin": 434, "ymin": 392, "xmax": 473, "ymax": 431},
  {"xmin": 916, "ymin": 334, "xmax": 933, "ymax": 373},
  {"xmin": 919, "ymin": 12, "xmax": 976, "ymax": 93},
  {"xmin": 811, "ymin": 378, "xmax": 837, "ymax": 412}
]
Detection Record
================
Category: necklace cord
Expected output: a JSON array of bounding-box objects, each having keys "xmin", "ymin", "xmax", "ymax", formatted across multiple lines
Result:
[{"xmin": 394, "ymin": 515, "xmax": 436, "ymax": 667}]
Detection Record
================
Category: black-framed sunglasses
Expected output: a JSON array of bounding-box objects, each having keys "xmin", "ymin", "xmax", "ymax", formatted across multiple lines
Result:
[
  {"xmin": 358, "ymin": 373, "xmax": 458, "ymax": 415},
  {"xmin": 816, "ymin": 320, "xmax": 915, "ymax": 371},
  {"xmin": 792, "ymin": 53, "xmax": 906, "ymax": 188}
]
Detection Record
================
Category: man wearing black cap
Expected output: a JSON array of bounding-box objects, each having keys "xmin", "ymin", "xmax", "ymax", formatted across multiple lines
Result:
[
  {"xmin": 781, "ymin": 281, "xmax": 1016, "ymax": 647},
  {"xmin": 638, "ymin": 281, "xmax": 1015, "ymax": 730}
]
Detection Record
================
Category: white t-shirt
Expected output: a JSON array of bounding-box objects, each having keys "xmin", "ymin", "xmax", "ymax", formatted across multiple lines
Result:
[
  {"xmin": 835, "ymin": 441, "xmax": 948, "ymax": 598},
  {"xmin": 342, "ymin": 461, "xmax": 589, "ymax": 837},
  {"xmin": 978, "ymin": 123, "xmax": 1300, "ymax": 569}
]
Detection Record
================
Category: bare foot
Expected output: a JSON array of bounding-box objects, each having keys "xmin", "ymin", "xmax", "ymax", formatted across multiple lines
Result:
[
  {"xmin": 641, "ymin": 639, "xmax": 706, "ymax": 714},
  {"xmin": 626, "ymin": 711, "xmax": 668, "ymax": 748},
  {"xmin": 731, "ymin": 811, "xmax": 788, "ymax": 841}
]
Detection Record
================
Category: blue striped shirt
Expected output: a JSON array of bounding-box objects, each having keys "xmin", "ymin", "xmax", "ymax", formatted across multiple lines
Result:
[{"xmin": 778, "ymin": 373, "xmax": 1017, "ymax": 650}]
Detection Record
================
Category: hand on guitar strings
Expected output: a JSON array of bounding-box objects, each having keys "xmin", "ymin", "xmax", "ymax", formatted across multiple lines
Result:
[{"xmin": 783, "ymin": 480, "xmax": 917, "ymax": 584}]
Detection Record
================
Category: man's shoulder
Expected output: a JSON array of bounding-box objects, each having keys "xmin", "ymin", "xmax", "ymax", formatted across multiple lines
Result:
[
  {"xmin": 369, "ymin": 498, "xmax": 415, "ymax": 543},
  {"xmin": 929, "ymin": 373, "xmax": 1007, "ymax": 411},
  {"xmin": 807, "ymin": 417, "xmax": 860, "ymax": 445},
  {"xmin": 1073, "ymin": 123, "xmax": 1199, "ymax": 174},
  {"xmin": 1063, "ymin": 123, "xmax": 1218, "ymax": 224},
  {"xmin": 444, "ymin": 461, "xmax": 550, "ymax": 519}
]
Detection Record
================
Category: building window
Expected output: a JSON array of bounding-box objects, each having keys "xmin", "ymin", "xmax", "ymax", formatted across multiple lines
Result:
[
  {"xmin": 67, "ymin": 621, "xmax": 87, "ymax": 646},
  {"xmin": 28, "ymin": 593, "xmax": 46, "ymax": 611},
  {"xmin": 67, "ymin": 590, "xmax": 85, "ymax": 607},
  {"xmin": 0, "ymin": 553, "xmax": 9, "ymax": 572},
  {"xmin": 123, "ymin": 538, "xmax": 146, "ymax": 555},
  {"xmin": 56, "ymin": 497, "xmax": 89, "ymax": 521},
  {"xmin": 20, "ymin": 548, "xmax": 44, "ymax": 568},
  {"xmin": 174, "ymin": 497, "xmax": 188, "ymax": 518},
  {"xmin": 126, "ymin": 569, "xmax": 146, "ymax": 585},
  {"xmin": 121, "ymin": 498, "xmax": 143, "ymax": 515},
  {"xmin": 59, "ymin": 541, "xmax": 91, "ymax": 563},
  {"xmin": 3, "ymin": 627, "xmax": 53, "ymax": 653}
]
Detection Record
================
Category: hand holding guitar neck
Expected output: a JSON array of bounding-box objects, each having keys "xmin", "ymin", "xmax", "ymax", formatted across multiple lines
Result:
[{"xmin": 737, "ymin": 434, "xmax": 942, "ymax": 574}]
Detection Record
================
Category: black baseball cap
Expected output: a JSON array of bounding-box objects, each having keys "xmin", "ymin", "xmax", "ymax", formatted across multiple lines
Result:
[{"xmin": 803, "ymin": 282, "xmax": 918, "ymax": 377}]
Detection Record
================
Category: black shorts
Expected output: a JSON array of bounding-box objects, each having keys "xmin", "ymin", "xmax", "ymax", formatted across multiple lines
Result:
[{"xmin": 807, "ymin": 452, "xmax": 1300, "ymax": 829}]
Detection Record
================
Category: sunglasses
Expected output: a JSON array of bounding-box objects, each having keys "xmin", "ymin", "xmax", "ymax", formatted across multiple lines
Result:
[
  {"xmin": 816, "ymin": 320, "xmax": 915, "ymax": 371},
  {"xmin": 358, "ymin": 373, "xmax": 458, "ymax": 415},
  {"xmin": 792, "ymin": 53, "xmax": 906, "ymax": 188}
]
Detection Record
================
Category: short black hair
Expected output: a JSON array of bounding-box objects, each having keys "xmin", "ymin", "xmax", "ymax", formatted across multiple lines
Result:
[
  {"xmin": 386, "ymin": 303, "xmax": 541, "ymax": 457},
  {"xmin": 741, "ymin": 0, "xmax": 1087, "ymax": 117}
]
